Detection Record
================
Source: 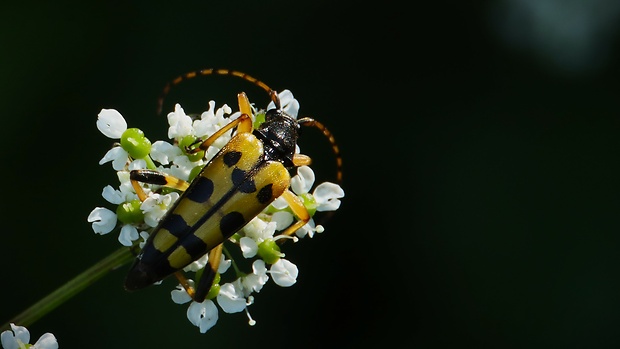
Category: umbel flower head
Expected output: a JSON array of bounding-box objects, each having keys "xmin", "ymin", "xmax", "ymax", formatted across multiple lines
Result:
[{"xmin": 87, "ymin": 90, "xmax": 344, "ymax": 333}]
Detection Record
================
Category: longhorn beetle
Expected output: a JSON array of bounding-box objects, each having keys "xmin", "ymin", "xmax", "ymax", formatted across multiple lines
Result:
[{"xmin": 124, "ymin": 69, "xmax": 342, "ymax": 302}]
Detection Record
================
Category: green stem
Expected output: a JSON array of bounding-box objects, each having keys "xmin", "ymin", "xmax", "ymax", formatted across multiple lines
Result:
[
  {"xmin": 1, "ymin": 246, "xmax": 135, "ymax": 331},
  {"xmin": 144, "ymin": 155, "xmax": 157, "ymax": 170}
]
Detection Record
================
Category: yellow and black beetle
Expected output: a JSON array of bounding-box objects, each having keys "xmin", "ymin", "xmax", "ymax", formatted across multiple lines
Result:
[{"xmin": 124, "ymin": 69, "xmax": 342, "ymax": 302}]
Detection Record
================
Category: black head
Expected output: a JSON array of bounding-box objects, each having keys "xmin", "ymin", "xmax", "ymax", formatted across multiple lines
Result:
[{"xmin": 253, "ymin": 100, "xmax": 300, "ymax": 168}]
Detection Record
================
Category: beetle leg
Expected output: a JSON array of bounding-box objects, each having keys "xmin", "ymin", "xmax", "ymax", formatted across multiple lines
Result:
[
  {"xmin": 292, "ymin": 154, "xmax": 312, "ymax": 166},
  {"xmin": 186, "ymin": 92, "xmax": 254, "ymax": 155},
  {"xmin": 278, "ymin": 189, "xmax": 311, "ymax": 237},
  {"xmin": 130, "ymin": 169, "xmax": 190, "ymax": 201},
  {"xmin": 172, "ymin": 243, "xmax": 223, "ymax": 302},
  {"xmin": 192, "ymin": 243, "xmax": 223, "ymax": 302},
  {"xmin": 187, "ymin": 112, "xmax": 253, "ymax": 154}
]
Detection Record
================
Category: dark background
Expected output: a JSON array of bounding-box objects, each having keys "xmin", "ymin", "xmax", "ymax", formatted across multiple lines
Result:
[{"xmin": 2, "ymin": 1, "xmax": 620, "ymax": 348}]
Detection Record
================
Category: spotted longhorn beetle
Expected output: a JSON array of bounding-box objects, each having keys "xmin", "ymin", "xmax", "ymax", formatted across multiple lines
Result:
[{"xmin": 124, "ymin": 69, "xmax": 342, "ymax": 302}]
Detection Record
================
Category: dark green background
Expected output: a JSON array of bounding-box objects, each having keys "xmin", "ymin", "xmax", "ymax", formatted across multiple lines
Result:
[{"xmin": 2, "ymin": 1, "xmax": 620, "ymax": 348}]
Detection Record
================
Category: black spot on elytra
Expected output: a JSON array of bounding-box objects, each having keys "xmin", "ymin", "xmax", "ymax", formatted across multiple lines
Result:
[
  {"xmin": 256, "ymin": 183, "xmax": 274, "ymax": 204},
  {"xmin": 232, "ymin": 168, "xmax": 256, "ymax": 193},
  {"xmin": 186, "ymin": 176, "xmax": 214, "ymax": 203},
  {"xmin": 180, "ymin": 234, "xmax": 208, "ymax": 260},
  {"xmin": 220, "ymin": 211, "xmax": 245, "ymax": 238},
  {"xmin": 223, "ymin": 151, "xmax": 242, "ymax": 167},
  {"xmin": 161, "ymin": 214, "xmax": 190, "ymax": 238}
]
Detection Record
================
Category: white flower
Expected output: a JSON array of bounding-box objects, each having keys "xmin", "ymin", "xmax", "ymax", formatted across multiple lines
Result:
[
  {"xmin": 87, "ymin": 207, "xmax": 117, "ymax": 235},
  {"xmin": 239, "ymin": 237, "xmax": 258, "ymax": 258},
  {"xmin": 240, "ymin": 260, "xmax": 269, "ymax": 294},
  {"xmin": 161, "ymin": 154, "xmax": 199, "ymax": 181},
  {"xmin": 290, "ymin": 165, "xmax": 315, "ymax": 195},
  {"xmin": 187, "ymin": 300, "xmax": 219, "ymax": 333},
  {"xmin": 171, "ymin": 281, "xmax": 194, "ymax": 304},
  {"xmin": 118, "ymin": 224, "xmax": 139, "ymax": 246},
  {"xmin": 194, "ymin": 101, "xmax": 236, "ymax": 142},
  {"xmin": 291, "ymin": 166, "xmax": 344, "ymax": 211},
  {"xmin": 141, "ymin": 192, "xmax": 180, "ymax": 227},
  {"xmin": 283, "ymin": 165, "xmax": 345, "ymax": 237},
  {"xmin": 217, "ymin": 254, "xmax": 232, "ymax": 273},
  {"xmin": 217, "ymin": 280, "xmax": 247, "ymax": 314},
  {"xmin": 88, "ymin": 178, "xmax": 146, "ymax": 246},
  {"xmin": 269, "ymin": 259, "xmax": 298, "ymax": 287},
  {"xmin": 97, "ymin": 109, "xmax": 131, "ymax": 170},
  {"xmin": 1, "ymin": 323, "xmax": 58, "ymax": 349},
  {"xmin": 99, "ymin": 146, "xmax": 129, "ymax": 171},
  {"xmin": 97, "ymin": 109, "xmax": 127, "ymax": 139},
  {"xmin": 167, "ymin": 104, "xmax": 194, "ymax": 139},
  {"xmin": 242, "ymin": 218, "xmax": 277, "ymax": 242},
  {"xmin": 150, "ymin": 140, "xmax": 181, "ymax": 165},
  {"xmin": 295, "ymin": 219, "xmax": 324, "ymax": 239},
  {"xmin": 271, "ymin": 210, "xmax": 294, "ymax": 231},
  {"xmin": 313, "ymin": 182, "xmax": 345, "ymax": 212}
]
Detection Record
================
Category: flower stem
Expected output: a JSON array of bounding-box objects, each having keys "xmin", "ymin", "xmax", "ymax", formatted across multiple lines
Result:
[
  {"xmin": 0, "ymin": 246, "xmax": 135, "ymax": 331},
  {"xmin": 144, "ymin": 155, "xmax": 157, "ymax": 170}
]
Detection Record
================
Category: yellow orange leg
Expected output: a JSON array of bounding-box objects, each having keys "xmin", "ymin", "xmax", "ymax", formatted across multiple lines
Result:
[
  {"xmin": 279, "ymin": 189, "xmax": 311, "ymax": 237},
  {"xmin": 130, "ymin": 169, "xmax": 190, "ymax": 202}
]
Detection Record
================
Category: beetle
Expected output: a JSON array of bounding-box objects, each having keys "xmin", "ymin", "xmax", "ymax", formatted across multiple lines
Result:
[{"xmin": 123, "ymin": 69, "xmax": 342, "ymax": 302}]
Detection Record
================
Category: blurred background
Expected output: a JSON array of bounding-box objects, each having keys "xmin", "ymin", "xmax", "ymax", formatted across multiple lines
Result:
[{"xmin": 2, "ymin": 0, "xmax": 620, "ymax": 348}]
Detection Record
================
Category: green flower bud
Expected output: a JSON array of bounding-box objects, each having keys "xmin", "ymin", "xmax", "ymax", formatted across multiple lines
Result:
[
  {"xmin": 253, "ymin": 112, "xmax": 266, "ymax": 129},
  {"xmin": 257, "ymin": 239, "xmax": 283, "ymax": 264},
  {"xmin": 116, "ymin": 200, "xmax": 144, "ymax": 224},
  {"xmin": 120, "ymin": 128, "xmax": 151, "ymax": 159},
  {"xmin": 300, "ymin": 193, "xmax": 317, "ymax": 217},
  {"xmin": 180, "ymin": 135, "xmax": 205, "ymax": 162}
]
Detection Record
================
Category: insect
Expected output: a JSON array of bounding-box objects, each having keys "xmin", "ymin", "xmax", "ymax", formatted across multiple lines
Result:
[{"xmin": 124, "ymin": 69, "xmax": 342, "ymax": 302}]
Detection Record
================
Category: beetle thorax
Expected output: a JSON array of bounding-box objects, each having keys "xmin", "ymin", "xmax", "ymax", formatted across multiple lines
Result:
[{"xmin": 253, "ymin": 109, "xmax": 299, "ymax": 168}]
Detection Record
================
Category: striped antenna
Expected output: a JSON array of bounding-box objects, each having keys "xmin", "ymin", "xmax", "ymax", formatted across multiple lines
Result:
[
  {"xmin": 157, "ymin": 68, "xmax": 273, "ymax": 115},
  {"xmin": 157, "ymin": 69, "xmax": 342, "ymax": 184},
  {"xmin": 298, "ymin": 117, "xmax": 343, "ymax": 185}
]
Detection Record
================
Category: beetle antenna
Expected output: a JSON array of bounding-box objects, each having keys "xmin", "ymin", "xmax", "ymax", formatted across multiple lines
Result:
[
  {"xmin": 297, "ymin": 117, "xmax": 343, "ymax": 185},
  {"xmin": 157, "ymin": 69, "xmax": 273, "ymax": 115},
  {"xmin": 269, "ymin": 90, "xmax": 281, "ymax": 110}
]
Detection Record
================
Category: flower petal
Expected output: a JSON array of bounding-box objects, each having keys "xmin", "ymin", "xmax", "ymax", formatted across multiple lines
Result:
[
  {"xmin": 171, "ymin": 284, "xmax": 193, "ymax": 304},
  {"xmin": 118, "ymin": 224, "xmax": 139, "ymax": 246},
  {"xmin": 167, "ymin": 104, "xmax": 194, "ymax": 139},
  {"xmin": 33, "ymin": 333, "xmax": 58, "ymax": 349},
  {"xmin": 99, "ymin": 147, "xmax": 129, "ymax": 171},
  {"xmin": 271, "ymin": 211, "xmax": 294, "ymax": 231},
  {"xmin": 97, "ymin": 109, "xmax": 127, "ymax": 139},
  {"xmin": 187, "ymin": 300, "xmax": 218, "ymax": 333},
  {"xmin": 87, "ymin": 207, "xmax": 117, "ymax": 235},
  {"xmin": 270, "ymin": 259, "xmax": 298, "ymax": 287},
  {"xmin": 217, "ymin": 282, "xmax": 246, "ymax": 313},
  {"xmin": 314, "ymin": 182, "xmax": 345, "ymax": 211},
  {"xmin": 101, "ymin": 185, "xmax": 124, "ymax": 205},
  {"xmin": 290, "ymin": 166, "xmax": 315, "ymax": 195},
  {"xmin": 240, "ymin": 237, "xmax": 258, "ymax": 258},
  {"xmin": 150, "ymin": 141, "xmax": 180, "ymax": 165},
  {"xmin": 1, "ymin": 324, "xmax": 30, "ymax": 349}
]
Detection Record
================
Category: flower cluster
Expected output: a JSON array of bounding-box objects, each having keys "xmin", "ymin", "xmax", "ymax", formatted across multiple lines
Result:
[
  {"xmin": 1, "ymin": 323, "xmax": 57, "ymax": 349},
  {"xmin": 87, "ymin": 90, "xmax": 344, "ymax": 333}
]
